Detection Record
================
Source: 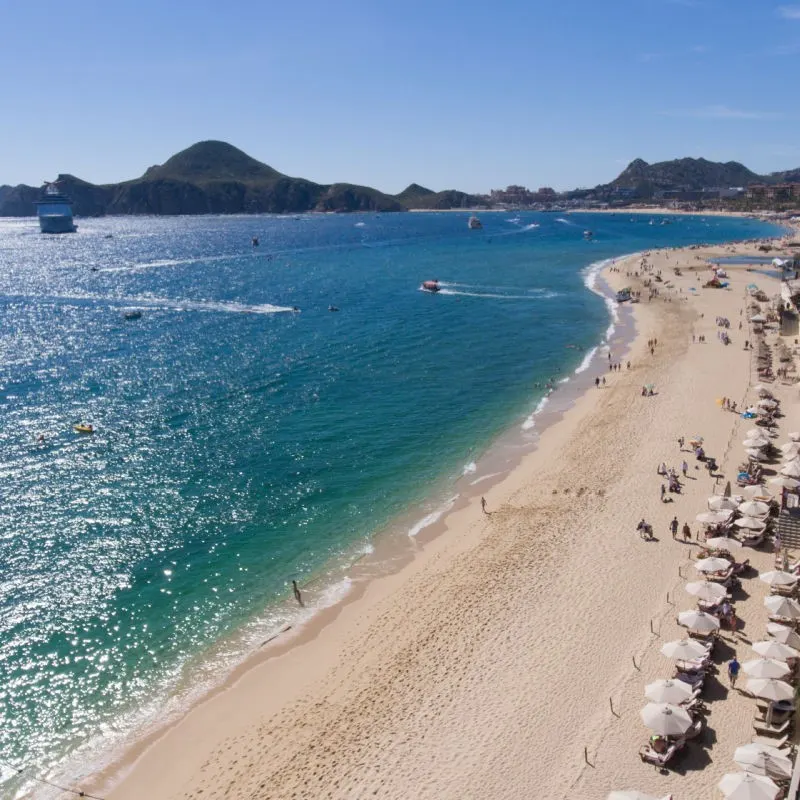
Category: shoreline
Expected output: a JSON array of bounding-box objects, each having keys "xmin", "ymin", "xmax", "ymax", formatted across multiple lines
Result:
[{"xmin": 50, "ymin": 222, "xmax": 793, "ymax": 800}]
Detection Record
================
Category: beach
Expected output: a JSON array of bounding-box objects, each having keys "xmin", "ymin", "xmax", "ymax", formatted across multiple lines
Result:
[{"xmin": 87, "ymin": 229, "xmax": 800, "ymax": 799}]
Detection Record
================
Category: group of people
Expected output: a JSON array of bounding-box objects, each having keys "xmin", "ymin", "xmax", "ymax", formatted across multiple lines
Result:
[{"xmin": 720, "ymin": 397, "xmax": 739, "ymax": 413}]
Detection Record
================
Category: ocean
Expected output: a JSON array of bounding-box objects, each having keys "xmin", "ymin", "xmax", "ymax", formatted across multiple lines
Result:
[{"xmin": 0, "ymin": 210, "xmax": 782, "ymax": 796}]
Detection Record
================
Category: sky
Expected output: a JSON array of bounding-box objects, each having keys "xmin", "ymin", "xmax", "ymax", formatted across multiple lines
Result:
[{"xmin": 1, "ymin": 0, "xmax": 799, "ymax": 193}]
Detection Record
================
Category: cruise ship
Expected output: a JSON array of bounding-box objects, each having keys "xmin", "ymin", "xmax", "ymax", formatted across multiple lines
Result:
[{"xmin": 36, "ymin": 183, "xmax": 77, "ymax": 233}]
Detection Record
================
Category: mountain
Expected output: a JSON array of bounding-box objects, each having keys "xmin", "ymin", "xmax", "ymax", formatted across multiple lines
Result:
[
  {"xmin": 0, "ymin": 141, "xmax": 407, "ymax": 217},
  {"xmin": 610, "ymin": 157, "xmax": 763, "ymax": 196},
  {"xmin": 395, "ymin": 183, "xmax": 487, "ymax": 209}
]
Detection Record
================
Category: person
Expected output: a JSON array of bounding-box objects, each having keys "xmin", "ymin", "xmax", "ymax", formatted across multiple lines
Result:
[
  {"xmin": 627, "ymin": 361, "xmax": 631, "ymax": 370},
  {"xmin": 595, "ymin": 377, "xmax": 600, "ymax": 388},
  {"xmin": 670, "ymin": 516, "xmax": 679, "ymax": 538},
  {"xmin": 602, "ymin": 376, "xmax": 606, "ymax": 386},
  {"xmin": 481, "ymin": 496, "xmax": 488, "ymax": 515},
  {"xmin": 728, "ymin": 656, "xmax": 740, "ymax": 688},
  {"xmin": 37, "ymin": 434, "xmax": 45, "ymax": 444},
  {"xmin": 682, "ymin": 522, "xmax": 691, "ymax": 542},
  {"xmin": 678, "ymin": 436, "xmax": 685, "ymax": 450},
  {"xmin": 682, "ymin": 460, "xmax": 688, "ymax": 477},
  {"xmin": 292, "ymin": 580, "xmax": 303, "ymax": 607},
  {"xmin": 661, "ymin": 484, "xmax": 666, "ymax": 501}
]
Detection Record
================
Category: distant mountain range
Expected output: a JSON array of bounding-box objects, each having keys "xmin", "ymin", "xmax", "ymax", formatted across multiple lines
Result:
[
  {"xmin": 0, "ymin": 141, "xmax": 488, "ymax": 217},
  {"xmin": 602, "ymin": 157, "xmax": 800, "ymax": 197},
  {"xmin": 4, "ymin": 143, "xmax": 800, "ymax": 218}
]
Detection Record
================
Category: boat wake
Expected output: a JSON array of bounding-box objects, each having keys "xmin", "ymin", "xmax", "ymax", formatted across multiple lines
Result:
[
  {"xmin": 6, "ymin": 293, "xmax": 296, "ymax": 315},
  {"xmin": 555, "ymin": 217, "xmax": 574, "ymax": 225},
  {"xmin": 435, "ymin": 282, "xmax": 556, "ymax": 300}
]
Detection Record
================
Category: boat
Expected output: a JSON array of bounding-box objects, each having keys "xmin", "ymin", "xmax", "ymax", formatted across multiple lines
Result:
[
  {"xmin": 123, "ymin": 310, "xmax": 142, "ymax": 320},
  {"xmin": 252, "ymin": 236, "xmax": 259, "ymax": 246},
  {"xmin": 616, "ymin": 287, "xmax": 632, "ymax": 302},
  {"xmin": 583, "ymin": 230, "xmax": 593, "ymax": 240},
  {"xmin": 468, "ymin": 215, "xmax": 482, "ymax": 229},
  {"xmin": 421, "ymin": 280, "xmax": 440, "ymax": 293},
  {"xmin": 73, "ymin": 424, "xmax": 94, "ymax": 434},
  {"xmin": 37, "ymin": 182, "xmax": 77, "ymax": 234}
]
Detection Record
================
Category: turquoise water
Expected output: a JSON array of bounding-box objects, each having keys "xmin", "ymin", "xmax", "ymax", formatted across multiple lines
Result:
[{"xmin": 0, "ymin": 211, "xmax": 782, "ymax": 795}]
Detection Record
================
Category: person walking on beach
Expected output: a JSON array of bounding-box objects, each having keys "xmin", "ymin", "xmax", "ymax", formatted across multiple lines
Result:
[
  {"xmin": 682, "ymin": 522, "xmax": 691, "ymax": 542},
  {"xmin": 728, "ymin": 656, "xmax": 740, "ymax": 688},
  {"xmin": 670, "ymin": 516, "xmax": 679, "ymax": 539},
  {"xmin": 682, "ymin": 460, "xmax": 688, "ymax": 477},
  {"xmin": 481, "ymin": 496, "xmax": 488, "ymax": 515},
  {"xmin": 678, "ymin": 436, "xmax": 685, "ymax": 450},
  {"xmin": 292, "ymin": 580, "xmax": 304, "ymax": 607},
  {"xmin": 595, "ymin": 377, "xmax": 600, "ymax": 388},
  {"xmin": 661, "ymin": 484, "xmax": 666, "ymax": 502}
]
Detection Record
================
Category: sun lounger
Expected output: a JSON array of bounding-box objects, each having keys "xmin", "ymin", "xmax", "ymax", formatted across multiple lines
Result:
[
  {"xmin": 639, "ymin": 740, "xmax": 684, "ymax": 769},
  {"xmin": 752, "ymin": 717, "xmax": 791, "ymax": 736}
]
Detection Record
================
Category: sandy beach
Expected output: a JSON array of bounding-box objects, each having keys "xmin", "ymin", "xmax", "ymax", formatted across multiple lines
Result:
[{"xmin": 91, "ymin": 227, "xmax": 800, "ymax": 800}]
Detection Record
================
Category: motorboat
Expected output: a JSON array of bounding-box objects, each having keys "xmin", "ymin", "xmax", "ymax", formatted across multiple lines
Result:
[
  {"xmin": 468, "ymin": 216, "xmax": 482, "ymax": 229},
  {"xmin": 583, "ymin": 230, "xmax": 593, "ymax": 240},
  {"xmin": 421, "ymin": 280, "xmax": 440, "ymax": 293},
  {"xmin": 123, "ymin": 309, "xmax": 142, "ymax": 320},
  {"xmin": 73, "ymin": 424, "xmax": 94, "ymax": 434}
]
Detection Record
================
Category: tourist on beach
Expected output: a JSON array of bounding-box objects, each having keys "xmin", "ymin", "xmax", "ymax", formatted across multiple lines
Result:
[
  {"xmin": 681, "ymin": 460, "xmax": 688, "ymax": 477},
  {"xmin": 660, "ymin": 484, "xmax": 666, "ymax": 502},
  {"xmin": 481, "ymin": 497, "xmax": 488, "ymax": 515},
  {"xmin": 728, "ymin": 657, "xmax": 740, "ymax": 688},
  {"xmin": 292, "ymin": 580, "xmax": 304, "ymax": 607},
  {"xmin": 602, "ymin": 377, "xmax": 606, "ymax": 386},
  {"xmin": 670, "ymin": 517, "xmax": 679, "ymax": 538},
  {"xmin": 682, "ymin": 522, "xmax": 691, "ymax": 542},
  {"xmin": 627, "ymin": 361, "xmax": 630, "ymax": 370},
  {"xmin": 595, "ymin": 377, "xmax": 600, "ymax": 388},
  {"xmin": 678, "ymin": 436, "xmax": 684, "ymax": 450}
]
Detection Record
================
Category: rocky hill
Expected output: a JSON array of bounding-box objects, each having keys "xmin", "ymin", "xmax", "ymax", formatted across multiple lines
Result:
[
  {"xmin": 610, "ymin": 157, "xmax": 763, "ymax": 195},
  {"xmin": 0, "ymin": 141, "xmax": 426, "ymax": 217},
  {"xmin": 395, "ymin": 183, "xmax": 487, "ymax": 210}
]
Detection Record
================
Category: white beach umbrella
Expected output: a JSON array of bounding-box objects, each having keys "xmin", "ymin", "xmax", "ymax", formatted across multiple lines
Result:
[
  {"xmin": 744, "ymin": 436, "xmax": 770, "ymax": 448},
  {"xmin": 734, "ymin": 744, "xmax": 793, "ymax": 780},
  {"xmin": 768, "ymin": 475, "xmax": 800, "ymax": 490},
  {"xmin": 752, "ymin": 640, "xmax": 800, "ymax": 661},
  {"xmin": 661, "ymin": 638, "xmax": 709, "ymax": 660},
  {"xmin": 640, "ymin": 702, "xmax": 693, "ymax": 736},
  {"xmin": 644, "ymin": 679, "xmax": 694, "ymax": 704},
  {"xmin": 780, "ymin": 441, "xmax": 800, "ymax": 455},
  {"xmin": 753, "ymin": 386, "xmax": 773, "ymax": 397},
  {"xmin": 746, "ymin": 449, "xmax": 766, "ymax": 460},
  {"xmin": 745, "ymin": 678, "xmax": 794, "ymax": 702},
  {"xmin": 678, "ymin": 609, "xmax": 720, "ymax": 634},
  {"xmin": 709, "ymin": 496, "xmax": 739, "ymax": 512},
  {"xmin": 696, "ymin": 556, "xmax": 732, "ymax": 573},
  {"xmin": 765, "ymin": 595, "xmax": 800, "ymax": 619},
  {"xmin": 705, "ymin": 536, "xmax": 743, "ymax": 551},
  {"xmin": 685, "ymin": 580, "xmax": 728, "ymax": 600},
  {"xmin": 759, "ymin": 570, "xmax": 797, "ymax": 587},
  {"xmin": 718, "ymin": 772, "xmax": 779, "ymax": 800},
  {"xmin": 781, "ymin": 460, "xmax": 800, "ymax": 478},
  {"xmin": 747, "ymin": 427, "xmax": 769, "ymax": 436},
  {"xmin": 789, "ymin": 432, "xmax": 800, "ymax": 442},
  {"xmin": 767, "ymin": 623, "xmax": 800, "ymax": 648},
  {"xmin": 696, "ymin": 510, "xmax": 732, "ymax": 525},
  {"xmin": 742, "ymin": 658, "xmax": 791, "ymax": 679},
  {"xmin": 740, "ymin": 501, "xmax": 770, "ymax": 517},
  {"xmin": 757, "ymin": 398, "xmax": 777, "ymax": 408},
  {"xmin": 742, "ymin": 484, "xmax": 771, "ymax": 499},
  {"xmin": 751, "ymin": 314, "xmax": 768, "ymax": 323},
  {"xmin": 735, "ymin": 516, "xmax": 767, "ymax": 530}
]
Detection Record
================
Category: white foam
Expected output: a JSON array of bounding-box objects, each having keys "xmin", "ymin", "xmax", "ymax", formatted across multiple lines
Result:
[
  {"xmin": 574, "ymin": 346, "xmax": 598, "ymax": 374},
  {"xmin": 354, "ymin": 222, "xmax": 366, "ymax": 227},
  {"xmin": 408, "ymin": 496, "xmax": 458, "ymax": 537},
  {"xmin": 462, "ymin": 461, "xmax": 477, "ymax": 475},
  {"xmin": 522, "ymin": 393, "xmax": 551, "ymax": 430},
  {"xmin": 470, "ymin": 471, "xmax": 503, "ymax": 486}
]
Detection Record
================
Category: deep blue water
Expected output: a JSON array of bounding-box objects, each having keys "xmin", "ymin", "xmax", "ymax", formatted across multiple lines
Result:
[{"xmin": 0, "ymin": 210, "xmax": 782, "ymax": 795}]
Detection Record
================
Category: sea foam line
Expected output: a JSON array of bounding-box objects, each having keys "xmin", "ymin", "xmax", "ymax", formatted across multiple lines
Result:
[{"xmin": 408, "ymin": 495, "xmax": 458, "ymax": 537}]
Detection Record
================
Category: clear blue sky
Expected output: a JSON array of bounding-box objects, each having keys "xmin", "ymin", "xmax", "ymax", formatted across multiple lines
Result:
[{"xmin": 2, "ymin": 0, "xmax": 799, "ymax": 193}]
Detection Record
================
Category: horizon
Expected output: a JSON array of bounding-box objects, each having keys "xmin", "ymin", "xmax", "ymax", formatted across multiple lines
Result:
[{"xmin": 2, "ymin": 0, "xmax": 800, "ymax": 192}]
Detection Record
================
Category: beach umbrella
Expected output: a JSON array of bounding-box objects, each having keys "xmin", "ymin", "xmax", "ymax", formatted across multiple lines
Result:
[
  {"xmin": 740, "ymin": 501, "xmax": 770, "ymax": 517},
  {"xmin": 742, "ymin": 484, "xmax": 770, "ymax": 499},
  {"xmin": 758, "ymin": 398, "xmax": 777, "ymax": 408},
  {"xmin": 696, "ymin": 510, "xmax": 732, "ymax": 525},
  {"xmin": 753, "ymin": 386, "xmax": 773, "ymax": 397},
  {"xmin": 644, "ymin": 679, "xmax": 694, "ymax": 704},
  {"xmin": 751, "ymin": 314, "xmax": 768, "ymax": 323},
  {"xmin": 746, "ymin": 678, "xmax": 794, "ymax": 702},
  {"xmin": 752, "ymin": 640, "xmax": 800, "ymax": 661},
  {"xmin": 735, "ymin": 516, "xmax": 767, "ymax": 530},
  {"xmin": 696, "ymin": 556, "xmax": 732, "ymax": 573},
  {"xmin": 747, "ymin": 427, "xmax": 769, "ymax": 437},
  {"xmin": 718, "ymin": 772, "xmax": 779, "ymax": 800},
  {"xmin": 678, "ymin": 609, "xmax": 720, "ymax": 634},
  {"xmin": 705, "ymin": 536, "xmax": 743, "ymax": 551},
  {"xmin": 685, "ymin": 580, "xmax": 728, "ymax": 600},
  {"xmin": 709, "ymin": 496, "xmax": 739, "ymax": 512},
  {"xmin": 765, "ymin": 595, "xmax": 800, "ymax": 619},
  {"xmin": 742, "ymin": 658, "xmax": 791, "ymax": 679},
  {"xmin": 745, "ymin": 449, "xmax": 766, "ymax": 460},
  {"xmin": 660, "ymin": 638, "xmax": 708, "ymax": 660},
  {"xmin": 768, "ymin": 475, "xmax": 800, "ymax": 490},
  {"xmin": 767, "ymin": 623, "xmax": 800, "ymax": 648},
  {"xmin": 789, "ymin": 432, "xmax": 800, "ymax": 442},
  {"xmin": 734, "ymin": 744, "xmax": 792, "ymax": 780},
  {"xmin": 640, "ymin": 703, "xmax": 692, "ymax": 736},
  {"xmin": 780, "ymin": 441, "xmax": 800, "ymax": 454},
  {"xmin": 744, "ymin": 435, "xmax": 770, "ymax": 447},
  {"xmin": 781, "ymin": 460, "xmax": 800, "ymax": 478},
  {"xmin": 759, "ymin": 570, "xmax": 797, "ymax": 587}
]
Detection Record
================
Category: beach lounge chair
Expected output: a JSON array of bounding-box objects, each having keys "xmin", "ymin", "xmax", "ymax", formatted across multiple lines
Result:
[
  {"xmin": 753, "ymin": 717, "xmax": 791, "ymax": 736},
  {"xmin": 639, "ymin": 740, "xmax": 684, "ymax": 769}
]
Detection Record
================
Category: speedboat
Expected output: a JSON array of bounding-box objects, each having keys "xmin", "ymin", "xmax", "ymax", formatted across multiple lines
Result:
[
  {"xmin": 74, "ymin": 423, "xmax": 94, "ymax": 434},
  {"xmin": 421, "ymin": 280, "xmax": 440, "ymax": 293},
  {"xmin": 468, "ymin": 216, "xmax": 482, "ymax": 229},
  {"xmin": 123, "ymin": 310, "xmax": 142, "ymax": 320},
  {"xmin": 583, "ymin": 230, "xmax": 593, "ymax": 240}
]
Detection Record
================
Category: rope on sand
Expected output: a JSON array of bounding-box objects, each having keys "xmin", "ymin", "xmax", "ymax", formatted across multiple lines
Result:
[{"xmin": 0, "ymin": 758, "xmax": 105, "ymax": 800}]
